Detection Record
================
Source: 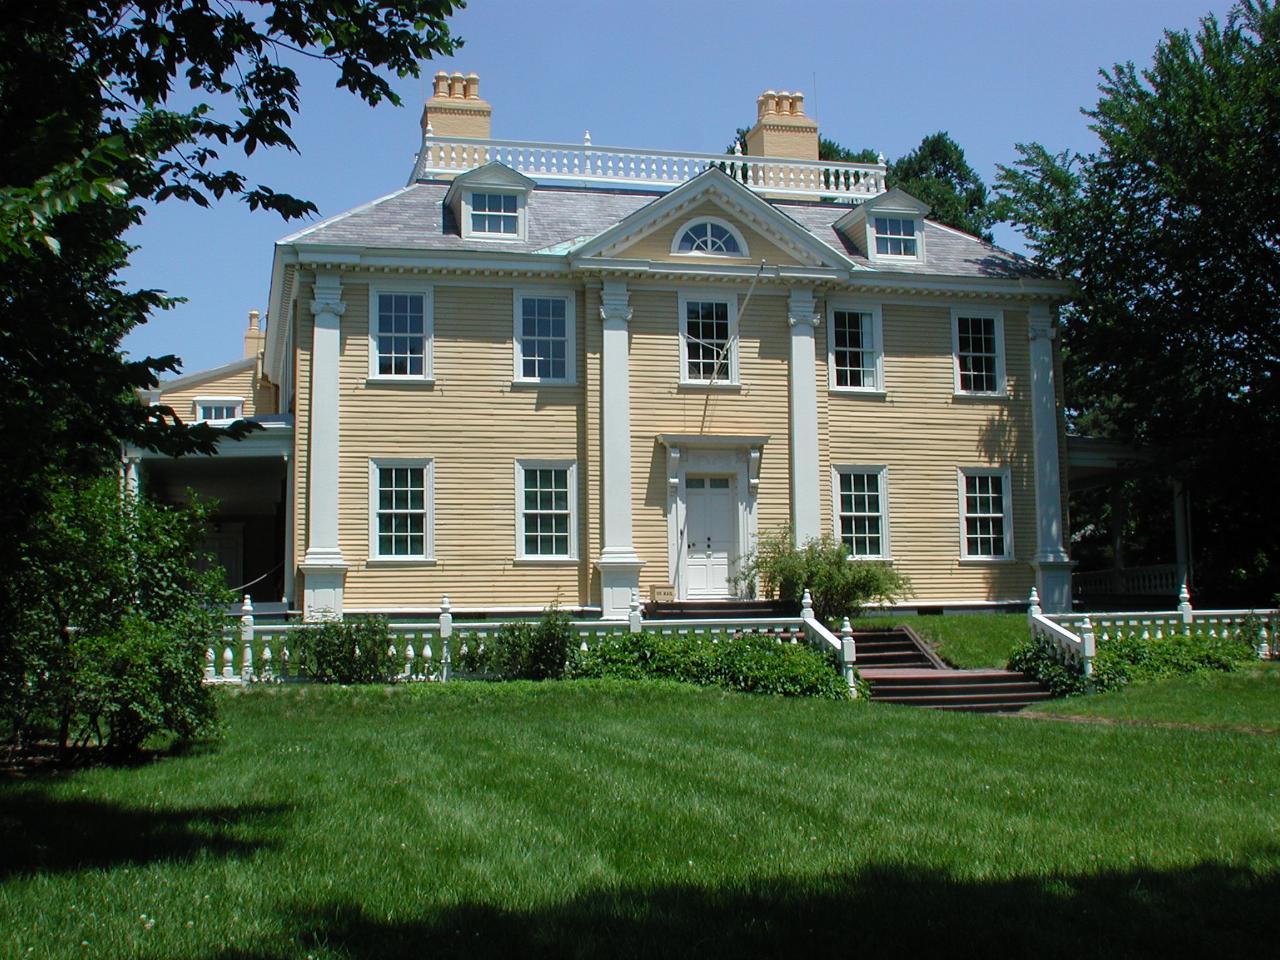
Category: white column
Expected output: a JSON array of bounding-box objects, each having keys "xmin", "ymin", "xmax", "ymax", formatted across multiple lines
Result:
[
  {"xmin": 595, "ymin": 280, "xmax": 643, "ymax": 619},
  {"xmin": 1028, "ymin": 303, "xmax": 1073, "ymax": 612},
  {"xmin": 282, "ymin": 452, "xmax": 295, "ymax": 607},
  {"xmin": 788, "ymin": 287, "xmax": 821, "ymax": 545},
  {"xmin": 300, "ymin": 271, "xmax": 348, "ymax": 620}
]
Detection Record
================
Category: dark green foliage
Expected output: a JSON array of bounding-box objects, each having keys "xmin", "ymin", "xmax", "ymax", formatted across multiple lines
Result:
[
  {"xmin": 889, "ymin": 132, "xmax": 1002, "ymax": 241},
  {"xmin": 460, "ymin": 608, "xmax": 575, "ymax": 680},
  {"xmin": 819, "ymin": 138, "xmax": 881, "ymax": 164},
  {"xmin": 996, "ymin": 1, "xmax": 1280, "ymax": 602},
  {"xmin": 295, "ymin": 618, "xmax": 397, "ymax": 685},
  {"xmin": 571, "ymin": 631, "xmax": 855, "ymax": 700},
  {"xmin": 0, "ymin": 475, "xmax": 225, "ymax": 750},
  {"xmin": 737, "ymin": 526, "xmax": 911, "ymax": 623},
  {"xmin": 1010, "ymin": 627, "xmax": 1258, "ymax": 697}
]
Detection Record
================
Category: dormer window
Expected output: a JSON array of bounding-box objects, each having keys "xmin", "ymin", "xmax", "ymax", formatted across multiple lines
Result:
[
  {"xmin": 195, "ymin": 397, "xmax": 243, "ymax": 424},
  {"xmin": 672, "ymin": 217, "xmax": 748, "ymax": 257},
  {"xmin": 874, "ymin": 217, "xmax": 917, "ymax": 257},
  {"xmin": 471, "ymin": 192, "xmax": 518, "ymax": 236}
]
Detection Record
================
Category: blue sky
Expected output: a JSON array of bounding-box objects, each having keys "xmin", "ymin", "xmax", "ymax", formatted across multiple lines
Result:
[{"xmin": 121, "ymin": 0, "xmax": 1237, "ymax": 375}]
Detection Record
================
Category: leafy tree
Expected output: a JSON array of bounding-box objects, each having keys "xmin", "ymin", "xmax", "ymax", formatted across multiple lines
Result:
[
  {"xmin": 996, "ymin": 0, "xmax": 1280, "ymax": 602},
  {"xmin": 889, "ymin": 132, "xmax": 1001, "ymax": 241},
  {"xmin": 819, "ymin": 138, "xmax": 880, "ymax": 165},
  {"xmin": 0, "ymin": 2, "xmax": 463, "ymax": 738}
]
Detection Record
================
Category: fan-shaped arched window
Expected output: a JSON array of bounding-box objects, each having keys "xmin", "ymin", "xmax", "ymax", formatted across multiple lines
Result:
[{"xmin": 673, "ymin": 218, "xmax": 748, "ymax": 256}]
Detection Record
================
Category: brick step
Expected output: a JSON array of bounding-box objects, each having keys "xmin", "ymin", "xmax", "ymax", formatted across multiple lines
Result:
[
  {"xmin": 872, "ymin": 688, "xmax": 1054, "ymax": 706},
  {"xmin": 868, "ymin": 681, "xmax": 1047, "ymax": 697},
  {"xmin": 855, "ymin": 651, "xmax": 936, "ymax": 667},
  {"xmin": 863, "ymin": 669, "xmax": 1032, "ymax": 685},
  {"xmin": 863, "ymin": 665, "xmax": 1052, "ymax": 712}
]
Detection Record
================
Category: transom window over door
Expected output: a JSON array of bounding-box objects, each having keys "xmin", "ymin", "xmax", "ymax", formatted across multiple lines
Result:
[
  {"xmin": 373, "ymin": 290, "xmax": 431, "ymax": 378},
  {"xmin": 515, "ymin": 293, "xmax": 574, "ymax": 383},
  {"xmin": 681, "ymin": 297, "xmax": 736, "ymax": 383},
  {"xmin": 954, "ymin": 311, "xmax": 1004, "ymax": 395},
  {"xmin": 471, "ymin": 192, "xmax": 518, "ymax": 235}
]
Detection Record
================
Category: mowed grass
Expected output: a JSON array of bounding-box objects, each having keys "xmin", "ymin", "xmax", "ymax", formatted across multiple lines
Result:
[
  {"xmin": 863, "ymin": 612, "xmax": 1028, "ymax": 668},
  {"xmin": 2, "ymin": 681, "xmax": 1278, "ymax": 959},
  {"xmin": 1028, "ymin": 662, "xmax": 1280, "ymax": 732}
]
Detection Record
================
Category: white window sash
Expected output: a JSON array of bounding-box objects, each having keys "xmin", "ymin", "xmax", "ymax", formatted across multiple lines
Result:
[
  {"xmin": 678, "ymin": 292, "xmax": 739, "ymax": 385},
  {"xmin": 826, "ymin": 301, "xmax": 884, "ymax": 392},
  {"xmin": 368, "ymin": 285, "xmax": 434, "ymax": 381},
  {"xmin": 951, "ymin": 307, "xmax": 1006, "ymax": 396},
  {"xmin": 957, "ymin": 467, "xmax": 1014, "ymax": 560},
  {"xmin": 832, "ymin": 465, "xmax": 891, "ymax": 559},
  {"xmin": 368, "ymin": 458, "xmax": 435, "ymax": 561},
  {"xmin": 514, "ymin": 459, "xmax": 578, "ymax": 560},
  {"xmin": 513, "ymin": 289, "xmax": 577, "ymax": 385}
]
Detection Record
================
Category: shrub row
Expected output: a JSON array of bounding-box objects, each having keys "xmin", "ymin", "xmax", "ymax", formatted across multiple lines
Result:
[{"xmin": 1009, "ymin": 627, "xmax": 1258, "ymax": 697}]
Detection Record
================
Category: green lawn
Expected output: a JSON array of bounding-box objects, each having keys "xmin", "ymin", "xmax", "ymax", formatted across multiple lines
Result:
[
  {"xmin": 3, "ymin": 681, "xmax": 1278, "ymax": 959},
  {"xmin": 862, "ymin": 612, "xmax": 1028, "ymax": 668},
  {"xmin": 1027, "ymin": 662, "xmax": 1280, "ymax": 732}
]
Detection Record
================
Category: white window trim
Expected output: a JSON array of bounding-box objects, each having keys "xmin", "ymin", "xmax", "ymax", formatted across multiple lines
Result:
[
  {"xmin": 514, "ymin": 459, "xmax": 578, "ymax": 562},
  {"xmin": 826, "ymin": 301, "xmax": 885, "ymax": 394},
  {"xmin": 678, "ymin": 290, "xmax": 739, "ymax": 386},
  {"xmin": 368, "ymin": 283, "xmax": 434, "ymax": 383},
  {"xmin": 368, "ymin": 458, "xmax": 436, "ymax": 563},
  {"xmin": 866, "ymin": 215, "xmax": 925, "ymax": 263},
  {"xmin": 951, "ymin": 307, "xmax": 1006, "ymax": 397},
  {"xmin": 832, "ymin": 465, "xmax": 891, "ymax": 560},
  {"xmin": 957, "ymin": 467, "xmax": 1014, "ymax": 561},
  {"xmin": 193, "ymin": 396, "xmax": 244, "ymax": 424},
  {"xmin": 461, "ymin": 189, "xmax": 527, "ymax": 241},
  {"xmin": 669, "ymin": 216, "xmax": 750, "ymax": 258},
  {"xmin": 512, "ymin": 288, "xmax": 577, "ymax": 385}
]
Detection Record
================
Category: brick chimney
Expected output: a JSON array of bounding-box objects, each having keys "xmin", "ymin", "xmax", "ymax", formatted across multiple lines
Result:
[
  {"xmin": 244, "ymin": 309, "xmax": 265, "ymax": 358},
  {"xmin": 420, "ymin": 70, "xmax": 492, "ymax": 139},
  {"xmin": 744, "ymin": 89, "xmax": 819, "ymax": 160}
]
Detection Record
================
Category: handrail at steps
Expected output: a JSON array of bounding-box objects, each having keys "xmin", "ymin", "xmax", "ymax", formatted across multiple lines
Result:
[{"xmin": 1029, "ymin": 612, "xmax": 1095, "ymax": 680}]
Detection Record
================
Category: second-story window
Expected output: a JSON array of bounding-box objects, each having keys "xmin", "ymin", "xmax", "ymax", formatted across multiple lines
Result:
[
  {"xmin": 953, "ymin": 311, "xmax": 1004, "ymax": 395},
  {"xmin": 829, "ymin": 307, "xmax": 882, "ymax": 391},
  {"xmin": 515, "ymin": 293, "xmax": 575, "ymax": 383},
  {"xmin": 371, "ymin": 288, "xmax": 433, "ymax": 380},
  {"xmin": 680, "ymin": 296, "xmax": 737, "ymax": 384},
  {"xmin": 471, "ymin": 192, "xmax": 518, "ymax": 235},
  {"xmin": 874, "ymin": 217, "xmax": 917, "ymax": 257}
]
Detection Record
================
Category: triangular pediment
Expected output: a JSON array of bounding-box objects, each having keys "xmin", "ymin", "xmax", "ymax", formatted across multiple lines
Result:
[
  {"xmin": 570, "ymin": 167, "xmax": 853, "ymax": 271},
  {"xmin": 442, "ymin": 161, "xmax": 536, "ymax": 207}
]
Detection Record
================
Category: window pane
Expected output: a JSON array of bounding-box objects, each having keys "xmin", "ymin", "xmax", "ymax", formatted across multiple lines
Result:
[
  {"xmin": 832, "ymin": 310, "xmax": 875, "ymax": 389},
  {"xmin": 838, "ymin": 470, "xmax": 883, "ymax": 557},
  {"xmin": 521, "ymin": 466, "xmax": 571, "ymax": 556},
  {"xmin": 519, "ymin": 297, "xmax": 570, "ymax": 381}
]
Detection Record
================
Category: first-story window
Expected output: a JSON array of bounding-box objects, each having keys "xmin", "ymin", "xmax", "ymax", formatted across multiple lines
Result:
[
  {"xmin": 194, "ymin": 398, "xmax": 243, "ymax": 423},
  {"xmin": 372, "ymin": 289, "xmax": 432, "ymax": 379},
  {"xmin": 680, "ymin": 295, "xmax": 736, "ymax": 384},
  {"xmin": 515, "ymin": 292, "xmax": 574, "ymax": 383},
  {"xmin": 371, "ymin": 460, "xmax": 433, "ymax": 559},
  {"xmin": 953, "ymin": 310, "xmax": 1004, "ymax": 395},
  {"xmin": 516, "ymin": 461, "xmax": 576, "ymax": 559},
  {"xmin": 960, "ymin": 469, "xmax": 1012, "ymax": 559},
  {"xmin": 835, "ymin": 467, "xmax": 888, "ymax": 558}
]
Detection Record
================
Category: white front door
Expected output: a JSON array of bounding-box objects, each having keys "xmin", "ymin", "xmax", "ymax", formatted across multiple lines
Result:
[{"xmin": 685, "ymin": 475, "xmax": 735, "ymax": 597}]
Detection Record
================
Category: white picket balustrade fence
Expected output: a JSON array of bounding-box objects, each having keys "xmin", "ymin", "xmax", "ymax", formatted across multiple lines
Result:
[
  {"xmin": 411, "ymin": 135, "xmax": 888, "ymax": 201},
  {"xmin": 1024, "ymin": 586, "xmax": 1279, "ymax": 685},
  {"xmin": 207, "ymin": 588, "xmax": 861, "ymax": 696}
]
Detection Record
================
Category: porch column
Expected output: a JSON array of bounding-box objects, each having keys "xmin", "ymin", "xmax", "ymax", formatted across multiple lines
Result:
[
  {"xmin": 300, "ymin": 271, "xmax": 348, "ymax": 620},
  {"xmin": 788, "ymin": 287, "xmax": 821, "ymax": 544},
  {"xmin": 595, "ymin": 280, "xmax": 643, "ymax": 619},
  {"xmin": 1172, "ymin": 479, "xmax": 1191, "ymax": 594},
  {"xmin": 1028, "ymin": 303, "xmax": 1073, "ymax": 612}
]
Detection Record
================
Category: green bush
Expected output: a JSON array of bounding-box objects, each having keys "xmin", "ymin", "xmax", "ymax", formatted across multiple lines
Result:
[
  {"xmin": 736, "ymin": 526, "xmax": 910, "ymax": 623},
  {"xmin": 1010, "ymin": 626, "xmax": 1258, "ymax": 697},
  {"xmin": 1, "ymin": 475, "xmax": 225, "ymax": 751},
  {"xmin": 460, "ymin": 607, "xmax": 575, "ymax": 680},
  {"xmin": 295, "ymin": 617, "xmax": 397, "ymax": 684},
  {"xmin": 570, "ymin": 630, "xmax": 857, "ymax": 700}
]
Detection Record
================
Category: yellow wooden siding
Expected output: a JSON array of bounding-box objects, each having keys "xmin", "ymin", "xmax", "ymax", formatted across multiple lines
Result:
[
  {"xmin": 159, "ymin": 364, "xmax": 262, "ymax": 421},
  {"xmin": 822, "ymin": 303, "xmax": 1036, "ymax": 602},
  {"xmin": 335, "ymin": 279, "xmax": 588, "ymax": 610},
  {"xmin": 627, "ymin": 287, "xmax": 793, "ymax": 592},
  {"xmin": 611, "ymin": 200, "xmax": 804, "ymax": 267}
]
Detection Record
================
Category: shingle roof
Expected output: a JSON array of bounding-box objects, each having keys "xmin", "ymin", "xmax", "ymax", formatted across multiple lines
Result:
[{"xmin": 286, "ymin": 179, "xmax": 1044, "ymax": 280}]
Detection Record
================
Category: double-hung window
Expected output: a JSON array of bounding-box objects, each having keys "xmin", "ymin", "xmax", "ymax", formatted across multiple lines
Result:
[
  {"xmin": 835, "ymin": 467, "xmax": 889, "ymax": 559},
  {"xmin": 953, "ymin": 309, "xmax": 1005, "ymax": 395},
  {"xmin": 370, "ymin": 460, "xmax": 434, "ymax": 560},
  {"xmin": 959, "ymin": 469, "xmax": 1012, "ymax": 559},
  {"xmin": 516, "ymin": 461, "xmax": 576, "ymax": 559},
  {"xmin": 514, "ymin": 291, "xmax": 575, "ymax": 384},
  {"xmin": 874, "ymin": 217, "xmax": 917, "ymax": 257},
  {"xmin": 827, "ymin": 304, "xmax": 883, "ymax": 392},
  {"xmin": 470, "ymin": 192, "xmax": 519, "ymax": 236},
  {"xmin": 370, "ymin": 287, "xmax": 433, "ymax": 380},
  {"xmin": 679, "ymin": 294, "xmax": 737, "ymax": 385}
]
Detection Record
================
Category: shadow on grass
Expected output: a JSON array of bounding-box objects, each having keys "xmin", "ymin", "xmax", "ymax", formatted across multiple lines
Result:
[
  {"xmin": 209, "ymin": 856, "xmax": 1280, "ymax": 959},
  {"xmin": 0, "ymin": 792, "xmax": 288, "ymax": 880}
]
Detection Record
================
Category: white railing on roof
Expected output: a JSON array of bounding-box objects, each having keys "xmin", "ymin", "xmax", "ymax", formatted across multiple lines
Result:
[
  {"xmin": 411, "ymin": 135, "xmax": 888, "ymax": 201},
  {"xmin": 208, "ymin": 590, "xmax": 861, "ymax": 696}
]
